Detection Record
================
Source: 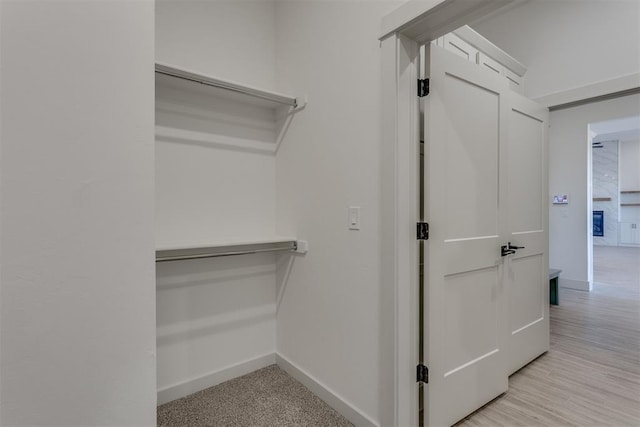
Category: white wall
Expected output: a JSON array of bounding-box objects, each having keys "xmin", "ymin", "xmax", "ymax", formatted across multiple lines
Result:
[
  {"xmin": 619, "ymin": 139, "xmax": 640, "ymax": 224},
  {"xmin": 0, "ymin": 2, "xmax": 4, "ymax": 425},
  {"xmin": 620, "ymin": 139, "xmax": 640, "ymax": 191},
  {"xmin": 156, "ymin": 0, "xmax": 276, "ymax": 90},
  {"xmin": 155, "ymin": 0, "xmax": 280, "ymax": 404},
  {"xmin": 0, "ymin": 1, "xmax": 156, "ymax": 425},
  {"xmin": 274, "ymin": 1, "xmax": 401, "ymax": 425},
  {"xmin": 0, "ymin": 2, "xmax": 3, "ymax": 421},
  {"xmin": 549, "ymin": 95, "xmax": 640, "ymax": 290},
  {"xmin": 155, "ymin": 75, "xmax": 278, "ymax": 248},
  {"xmin": 156, "ymin": 254, "xmax": 277, "ymax": 404},
  {"xmin": 472, "ymin": 0, "xmax": 640, "ymax": 100}
]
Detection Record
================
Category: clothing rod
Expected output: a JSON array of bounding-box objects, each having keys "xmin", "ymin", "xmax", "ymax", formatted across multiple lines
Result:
[
  {"xmin": 156, "ymin": 241, "xmax": 298, "ymax": 262},
  {"xmin": 155, "ymin": 63, "xmax": 298, "ymax": 108},
  {"xmin": 156, "ymin": 246, "xmax": 295, "ymax": 262}
]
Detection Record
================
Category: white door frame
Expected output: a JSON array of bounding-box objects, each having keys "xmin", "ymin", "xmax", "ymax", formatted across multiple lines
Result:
[
  {"xmin": 379, "ymin": 1, "xmax": 520, "ymax": 426},
  {"xmin": 380, "ymin": 4, "xmax": 640, "ymax": 426}
]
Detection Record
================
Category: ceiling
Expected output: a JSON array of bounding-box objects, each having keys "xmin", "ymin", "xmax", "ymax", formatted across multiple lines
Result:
[{"xmin": 591, "ymin": 115, "xmax": 640, "ymax": 143}]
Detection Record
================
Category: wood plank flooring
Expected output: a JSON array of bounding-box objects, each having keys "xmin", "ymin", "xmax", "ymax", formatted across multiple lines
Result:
[{"xmin": 457, "ymin": 246, "xmax": 640, "ymax": 426}]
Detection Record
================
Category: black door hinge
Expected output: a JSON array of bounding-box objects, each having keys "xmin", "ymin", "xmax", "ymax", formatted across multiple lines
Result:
[
  {"xmin": 417, "ymin": 79, "xmax": 429, "ymax": 97},
  {"xmin": 417, "ymin": 222, "xmax": 429, "ymax": 240},
  {"xmin": 417, "ymin": 364, "xmax": 429, "ymax": 383}
]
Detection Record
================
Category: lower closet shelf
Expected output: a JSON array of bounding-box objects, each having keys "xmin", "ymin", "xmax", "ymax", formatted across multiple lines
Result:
[{"xmin": 156, "ymin": 237, "xmax": 304, "ymax": 262}]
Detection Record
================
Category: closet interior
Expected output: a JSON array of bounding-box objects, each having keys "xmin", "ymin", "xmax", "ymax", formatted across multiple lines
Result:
[{"xmin": 155, "ymin": 62, "xmax": 307, "ymax": 405}]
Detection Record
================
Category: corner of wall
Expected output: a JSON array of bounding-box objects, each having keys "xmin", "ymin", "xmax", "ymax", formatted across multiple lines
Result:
[{"xmin": 275, "ymin": 353, "xmax": 378, "ymax": 427}]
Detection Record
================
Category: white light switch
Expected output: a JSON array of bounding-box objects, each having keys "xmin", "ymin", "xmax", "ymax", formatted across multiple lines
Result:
[{"xmin": 348, "ymin": 206, "xmax": 360, "ymax": 230}]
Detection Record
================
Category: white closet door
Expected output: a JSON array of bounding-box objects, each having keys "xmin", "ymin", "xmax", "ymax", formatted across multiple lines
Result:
[
  {"xmin": 442, "ymin": 33, "xmax": 478, "ymax": 63},
  {"xmin": 423, "ymin": 44, "xmax": 509, "ymax": 427},
  {"xmin": 422, "ymin": 44, "xmax": 549, "ymax": 426},
  {"xmin": 506, "ymin": 92, "xmax": 549, "ymax": 375}
]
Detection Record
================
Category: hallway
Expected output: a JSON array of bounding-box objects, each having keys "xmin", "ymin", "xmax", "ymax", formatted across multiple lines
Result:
[
  {"xmin": 593, "ymin": 245, "xmax": 640, "ymax": 298},
  {"xmin": 458, "ymin": 246, "xmax": 640, "ymax": 426}
]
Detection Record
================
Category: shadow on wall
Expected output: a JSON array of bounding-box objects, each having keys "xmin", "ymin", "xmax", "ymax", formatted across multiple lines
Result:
[{"xmin": 156, "ymin": 253, "xmax": 277, "ymax": 345}]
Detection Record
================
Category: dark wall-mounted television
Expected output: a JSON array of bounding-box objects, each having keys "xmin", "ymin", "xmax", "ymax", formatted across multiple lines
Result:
[{"xmin": 593, "ymin": 210, "xmax": 604, "ymax": 237}]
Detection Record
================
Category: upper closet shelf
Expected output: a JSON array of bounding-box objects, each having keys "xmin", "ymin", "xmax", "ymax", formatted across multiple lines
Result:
[
  {"xmin": 156, "ymin": 237, "xmax": 307, "ymax": 262},
  {"xmin": 156, "ymin": 62, "xmax": 303, "ymax": 110}
]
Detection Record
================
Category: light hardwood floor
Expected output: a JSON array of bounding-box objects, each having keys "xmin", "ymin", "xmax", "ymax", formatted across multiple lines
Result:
[{"xmin": 457, "ymin": 245, "xmax": 640, "ymax": 426}]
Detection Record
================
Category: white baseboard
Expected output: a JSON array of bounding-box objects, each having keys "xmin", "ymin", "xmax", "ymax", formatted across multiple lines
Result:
[
  {"xmin": 559, "ymin": 278, "xmax": 591, "ymax": 292},
  {"xmin": 157, "ymin": 352, "xmax": 276, "ymax": 405},
  {"xmin": 276, "ymin": 353, "xmax": 377, "ymax": 427}
]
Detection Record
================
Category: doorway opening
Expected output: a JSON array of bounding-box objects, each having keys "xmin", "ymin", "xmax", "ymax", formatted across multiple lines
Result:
[{"xmin": 589, "ymin": 115, "xmax": 640, "ymax": 296}]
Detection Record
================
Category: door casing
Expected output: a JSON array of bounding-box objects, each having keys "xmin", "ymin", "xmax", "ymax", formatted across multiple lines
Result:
[{"xmin": 379, "ymin": 1, "xmax": 521, "ymax": 426}]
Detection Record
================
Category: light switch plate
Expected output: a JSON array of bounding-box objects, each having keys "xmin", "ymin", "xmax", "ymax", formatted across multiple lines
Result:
[{"xmin": 348, "ymin": 206, "xmax": 360, "ymax": 230}]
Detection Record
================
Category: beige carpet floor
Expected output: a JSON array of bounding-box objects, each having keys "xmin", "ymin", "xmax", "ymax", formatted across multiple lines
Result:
[{"xmin": 157, "ymin": 364, "xmax": 353, "ymax": 427}]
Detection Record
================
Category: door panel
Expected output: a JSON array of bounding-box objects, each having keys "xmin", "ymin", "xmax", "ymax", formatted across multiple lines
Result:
[
  {"xmin": 444, "ymin": 238, "xmax": 501, "ymax": 275},
  {"xmin": 443, "ymin": 74, "xmax": 500, "ymax": 241},
  {"xmin": 423, "ymin": 44, "xmax": 549, "ymax": 425},
  {"xmin": 424, "ymin": 45, "xmax": 509, "ymax": 427},
  {"xmin": 510, "ymin": 255, "xmax": 544, "ymax": 332},
  {"xmin": 478, "ymin": 52, "xmax": 503, "ymax": 76},
  {"xmin": 508, "ymin": 109, "xmax": 545, "ymax": 232},
  {"xmin": 444, "ymin": 268, "xmax": 500, "ymax": 373},
  {"xmin": 506, "ymin": 92, "xmax": 549, "ymax": 374},
  {"xmin": 443, "ymin": 33, "xmax": 478, "ymax": 63}
]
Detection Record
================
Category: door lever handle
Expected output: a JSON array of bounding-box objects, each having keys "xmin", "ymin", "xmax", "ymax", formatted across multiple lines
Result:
[
  {"xmin": 501, "ymin": 245, "xmax": 516, "ymax": 257},
  {"xmin": 508, "ymin": 242, "xmax": 525, "ymax": 250}
]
